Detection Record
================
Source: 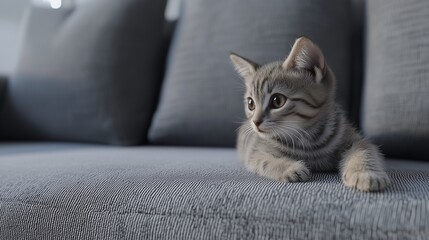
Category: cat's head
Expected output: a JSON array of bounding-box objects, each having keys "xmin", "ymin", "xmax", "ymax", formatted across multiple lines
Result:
[{"xmin": 230, "ymin": 37, "xmax": 335, "ymax": 139}]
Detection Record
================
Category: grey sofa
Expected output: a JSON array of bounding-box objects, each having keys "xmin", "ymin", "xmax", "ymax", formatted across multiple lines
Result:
[{"xmin": 1, "ymin": 0, "xmax": 428, "ymax": 239}]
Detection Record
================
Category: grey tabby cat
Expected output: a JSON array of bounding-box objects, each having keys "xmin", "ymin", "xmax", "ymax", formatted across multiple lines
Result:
[{"xmin": 230, "ymin": 37, "xmax": 390, "ymax": 191}]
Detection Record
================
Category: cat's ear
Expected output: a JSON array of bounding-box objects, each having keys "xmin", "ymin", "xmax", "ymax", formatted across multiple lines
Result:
[
  {"xmin": 230, "ymin": 52, "xmax": 259, "ymax": 79},
  {"xmin": 282, "ymin": 37, "xmax": 325, "ymax": 83}
]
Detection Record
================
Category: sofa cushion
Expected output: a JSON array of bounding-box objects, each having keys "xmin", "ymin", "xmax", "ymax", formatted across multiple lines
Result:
[
  {"xmin": 0, "ymin": 76, "xmax": 6, "ymax": 129},
  {"xmin": 0, "ymin": 143, "xmax": 428, "ymax": 239},
  {"xmin": 0, "ymin": 0, "xmax": 166, "ymax": 145},
  {"xmin": 0, "ymin": 75, "xmax": 6, "ymax": 104},
  {"xmin": 362, "ymin": 0, "xmax": 429, "ymax": 160},
  {"xmin": 149, "ymin": 0, "xmax": 352, "ymax": 147}
]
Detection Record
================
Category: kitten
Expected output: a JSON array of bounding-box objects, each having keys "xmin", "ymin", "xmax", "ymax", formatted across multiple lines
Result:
[{"xmin": 230, "ymin": 37, "xmax": 390, "ymax": 191}]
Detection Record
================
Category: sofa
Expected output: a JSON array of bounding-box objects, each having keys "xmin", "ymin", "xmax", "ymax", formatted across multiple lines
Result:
[{"xmin": 0, "ymin": 0, "xmax": 428, "ymax": 239}]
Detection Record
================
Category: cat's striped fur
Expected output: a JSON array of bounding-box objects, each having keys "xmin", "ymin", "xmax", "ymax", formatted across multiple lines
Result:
[{"xmin": 231, "ymin": 37, "xmax": 390, "ymax": 191}]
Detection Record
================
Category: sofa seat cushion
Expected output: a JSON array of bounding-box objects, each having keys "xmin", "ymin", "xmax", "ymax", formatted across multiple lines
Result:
[{"xmin": 0, "ymin": 143, "xmax": 428, "ymax": 239}]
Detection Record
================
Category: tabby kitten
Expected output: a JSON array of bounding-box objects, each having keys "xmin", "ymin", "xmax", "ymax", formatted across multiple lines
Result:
[{"xmin": 230, "ymin": 37, "xmax": 390, "ymax": 191}]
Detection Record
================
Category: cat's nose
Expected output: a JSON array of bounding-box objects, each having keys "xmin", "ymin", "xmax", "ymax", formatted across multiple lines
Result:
[{"xmin": 253, "ymin": 120, "xmax": 263, "ymax": 127}]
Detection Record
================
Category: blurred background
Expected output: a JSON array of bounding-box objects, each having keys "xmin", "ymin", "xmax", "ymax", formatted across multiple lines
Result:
[
  {"xmin": 0, "ymin": 0, "xmax": 28, "ymax": 75},
  {"xmin": 0, "ymin": 0, "xmax": 427, "ymax": 156},
  {"xmin": 0, "ymin": 0, "xmax": 181, "ymax": 75}
]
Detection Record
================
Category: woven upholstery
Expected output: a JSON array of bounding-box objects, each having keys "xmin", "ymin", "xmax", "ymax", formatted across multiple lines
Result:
[
  {"xmin": 362, "ymin": 0, "xmax": 429, "ymax": 160},
  {"xmin": 0, "ymin": 143, "xmax": 428, "ymax": 239}
]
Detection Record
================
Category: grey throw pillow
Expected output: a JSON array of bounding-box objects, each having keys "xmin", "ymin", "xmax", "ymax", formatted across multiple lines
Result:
[
  {"xmin": 149, "ymin": 0, "xmax": 352, "ymax": 147},
  {"xmin": 362, "ymin": 0, "xmax": 429, "ymax": 160},
  {"xmin": 0, "ymin": 0, "xmax": 166, "ymax": 145}
]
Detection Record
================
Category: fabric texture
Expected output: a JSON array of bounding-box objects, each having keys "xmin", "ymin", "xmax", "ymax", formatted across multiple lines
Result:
[
  {"xmin": 0, "ymin": 143, "xmax": 428, "ymax": 239},
  {"xmin": 362, "ymin": 0, "xmax": 429, "ymax": 160},
  {"xmin": 0, "ymin": 0, "xmax": 166, "ymax": 145},
  {"xmin": 149, "ymin": 0, "xmax": 352, "ymax": 147}
]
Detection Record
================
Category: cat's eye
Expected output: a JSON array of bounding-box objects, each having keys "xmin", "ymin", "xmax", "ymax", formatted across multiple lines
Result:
[
  {"xmin": 247, "ymin": 97, "xmax": 255, "ymax": 111},
  {"xmin": 271, "ymin": 94, "xmax": 287, "ymax": 109}
]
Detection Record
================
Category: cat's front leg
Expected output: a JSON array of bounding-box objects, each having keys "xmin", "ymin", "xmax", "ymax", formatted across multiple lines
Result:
[
  {"xmin": 246, "ymin": 150, "xmax": 311, "ymax": 182},
  {"xmin": 340, "ymin": 139, "xmax": 390, "ymax": 191}
]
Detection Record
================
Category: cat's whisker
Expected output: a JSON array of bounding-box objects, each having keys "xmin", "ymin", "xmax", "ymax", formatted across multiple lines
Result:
[
  {"xmin": 285, "ymin": 127, "xmax": 306, "ymax": 151},
  {"xmin": 281, "ymin": 126, "xmax": 309, "ymax": 150},
  {"xmin": 243, "ymin": 126, "xmax": 254, "ymax": 147},
  {"xmin": 234, "ymin": 120, "xmax": 249, "ymax": 125},
  {"xmin": 275, "ymin": 128, "xmax": 289, "ymax": 148},
  {"xmin": 282, "ymin": 126, "xmax": 305, "ymax": 140},
  {"xmin": 276, "ymin": 122, "xmax": 314, "ymax": 139},
  {"xmin": 298, "ymin": 127, "xmax": 315, "ymax": 140},
  {"xmin": 239, "ymin": 128, "xmax": 252, "ymax": 146},
  {"xmin": 280, "ymin": 128, "xmax": 301, "ymax": 152},
  {"xmin": 271, "ymin": 127, "xmax": 279, "ymax": 141},
  {"xmin": 272, "ymin": 127, "xmax": 286, "ymax": 148},
  {"xmin": 276, "ymin": 126, "xmax": 295, "ymax": 152},
  {"xmin": 287, "ymin": 131, "xmax": 306, "ymax": 151}
]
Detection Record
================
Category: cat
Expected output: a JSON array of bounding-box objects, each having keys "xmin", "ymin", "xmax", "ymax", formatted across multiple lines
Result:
[{"xmin": 230, "ymin": 37, "xmax": 390, "ymax": 192}]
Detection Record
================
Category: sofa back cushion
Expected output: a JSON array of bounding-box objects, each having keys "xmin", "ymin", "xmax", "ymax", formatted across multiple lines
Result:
[
  {"xmin": 0, "ymin": 76, "xmax": 6, "ymax": 121},
  {"xmin": 362, "ymin": 0, "xmax": 429, "ymax": 160},
  {"xmin": 0, "ymin": 76, "xmax": 5, "ymax": 94},
  {"xmin": 0, "ymin": 0, "xmax": 166, "ymax": 145},
  {"xmin": 149, "ymin": 0, "xmax": 352, "ymax": 147}
]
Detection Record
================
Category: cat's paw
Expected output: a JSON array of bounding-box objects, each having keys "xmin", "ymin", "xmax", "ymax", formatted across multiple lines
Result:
[
  {"xmin": 342, "ymin": 171, "xmax": 390, "ymax": 192},
  {"xmin": 277, "ymin": 161, "xmax": 311, "ymax": 182}
]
